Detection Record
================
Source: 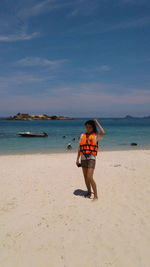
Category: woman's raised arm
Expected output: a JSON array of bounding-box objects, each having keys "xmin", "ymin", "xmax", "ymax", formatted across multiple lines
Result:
[{"xmin": 94, "ymin": 119, "xmax": 106, "ymax": 139}]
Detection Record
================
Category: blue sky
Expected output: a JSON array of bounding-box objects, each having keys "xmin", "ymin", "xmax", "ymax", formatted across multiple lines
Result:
[{"xmin": 0, "ymin": 0, "xmax": 150, "ymax": 117}]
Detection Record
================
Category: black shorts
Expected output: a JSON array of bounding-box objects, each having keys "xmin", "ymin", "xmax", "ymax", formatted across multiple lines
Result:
[{"xmin": 81, "ymin": 159, "xmax": 96, "ymax": 169}]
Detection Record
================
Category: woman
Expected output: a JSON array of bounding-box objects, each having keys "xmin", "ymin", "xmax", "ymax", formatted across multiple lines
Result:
[{"xmin": 76, "ymin": 119, "xmax": 105, "ymax": 200}]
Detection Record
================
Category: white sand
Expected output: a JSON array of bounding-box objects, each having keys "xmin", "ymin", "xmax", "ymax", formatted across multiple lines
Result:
[{"xmin": 0, "ymin": 150, "xmax": 150, "ymax": 267}]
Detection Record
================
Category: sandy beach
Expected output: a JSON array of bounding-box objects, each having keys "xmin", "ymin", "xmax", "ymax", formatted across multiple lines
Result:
[{"xmin": 0, "ymin": 150, "xmax": 150, "ymax": 267}]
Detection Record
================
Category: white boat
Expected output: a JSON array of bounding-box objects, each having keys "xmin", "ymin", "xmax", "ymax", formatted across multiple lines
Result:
[{"xmin": 18, "ymin": 132, "xmax": 48, "ymax": 137}]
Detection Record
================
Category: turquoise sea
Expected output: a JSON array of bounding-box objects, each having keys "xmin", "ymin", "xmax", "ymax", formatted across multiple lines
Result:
[{"xmin": 0, "ymin": 118, "xmax": 150, "ymax": 155}]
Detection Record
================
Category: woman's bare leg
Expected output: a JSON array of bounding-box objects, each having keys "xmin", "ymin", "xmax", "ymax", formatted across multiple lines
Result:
[
  {"xmin": 86, "ymin": 168, "xmax": 98, "ymax": 199},
  {"xmin": 82, "ymin": 167, "xmax": 91, "ymax": 194}
]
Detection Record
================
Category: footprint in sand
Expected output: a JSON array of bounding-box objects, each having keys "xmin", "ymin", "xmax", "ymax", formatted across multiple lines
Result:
[
  {"xmin": 0, "ymin": 199, "xmax": 17, "ymax": 213},
  {"xmin": 114, "ymin": 164, "xmax": 121, "ymax": 167},
  {"xmin": 2, "ymin": 231, "xmax": 23, "ymax": 248},
  {"xmin": 37, "ymin": 217, "xmax": 50, "ymax": 228}
]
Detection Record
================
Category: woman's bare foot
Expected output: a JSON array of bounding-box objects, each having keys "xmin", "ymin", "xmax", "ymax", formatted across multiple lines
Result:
[{"xmin": 92, "ymin": 196, "xmax": 98, "ymax": 201}]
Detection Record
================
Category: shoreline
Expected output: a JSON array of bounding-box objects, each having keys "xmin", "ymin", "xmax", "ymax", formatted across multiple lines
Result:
[{"xmin": 0, "ymin": 147, "xmax": 150, "ymax": 156}]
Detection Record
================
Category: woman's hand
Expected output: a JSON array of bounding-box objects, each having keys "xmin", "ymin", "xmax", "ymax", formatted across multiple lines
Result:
[
  {"xmin": 94, "ymin": 119, "xmax": 99, "ymax": 125},
  {"xmin": 76, "ymin": 146, "xmax": 81, "ymax": 166},
  {"xmin": 94, "ymin": 119, "xmax": 106, "ymax": 135}
]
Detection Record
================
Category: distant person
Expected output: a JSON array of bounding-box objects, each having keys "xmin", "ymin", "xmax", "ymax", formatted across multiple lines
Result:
[
  {"xmin": 67, "ymin": 143, "xmax": 72, "ymax": 150},
  {"xmin": 76, "ymin": 119, "xmax": 105, "ymax": 200}
]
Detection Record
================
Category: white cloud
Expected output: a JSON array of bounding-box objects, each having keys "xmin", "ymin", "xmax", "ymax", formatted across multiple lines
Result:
[
  {"xmin": 19, "ymin": 0, "xmax": 75, "ymax": 18},
  {"xmin": 0, "ymin": 1, "xmax": 43, "ymax": 42},
  {"xmin": 0, "ymin": 86, "xmax": 149, "ymax": 116},
  {"xmin": 0, "ymin": 32, "xmax": 39, "ymax": 42},
  {"xmin": 81, "ymin": 65, "xmax": 111, "ymax": 73},
  {"xmin": 44, "ymin": 83, "xmax": 150, "ymax": 106},
  {"xmin": 112, "ymin": 16, "xmax": 150, "ymax": 30},
  {"xmin": 0, "ymin": 72, "xmax": 51, "ymax": 93},
  {"xmin": 16, "ymin": 57, "xmax": 69, "ymax": 68},
  {"xmin": 19, "ymin": 0, "xmax": 54, "ymax": 17},
  {"xmin": 119, "ymin": 0, "xmax": 149, "ymax": 5},
  {"xmin": 17, "ymin": 0, "xmax": 100, "ymax": 19},
  {"xmin": 71, "ymin": 16, "xmax": 150, "ymax": 36},
  {"xmin": 99, "ymin": 65, "xmax": 111, "ymax": 72},
  {"xmin": 68, "ymin": 0, "xmax": 99, "ymax": 17},
  {"xmin": 26, "ymin": 0, "xmax": 51, "ymax": 17},
  {"xmin": 0, "ymin": 80, "xmax": 150, "ymax": 116},
  {"xmin": 68, "ymin": 0, "xmax": 149, "ymax": 17},
  {"xmin": 144, "ymin": 58, "xmax": 150, "ymax": 62}
]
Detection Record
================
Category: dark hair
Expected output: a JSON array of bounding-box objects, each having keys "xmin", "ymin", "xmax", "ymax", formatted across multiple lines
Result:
[{"xmin": 84, "ymin": 120, "xmax": 98, "ymax": 133}]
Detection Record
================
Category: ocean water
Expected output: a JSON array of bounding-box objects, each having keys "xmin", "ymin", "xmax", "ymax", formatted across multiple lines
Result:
[{"xmin": 0, "ymin": 118, "xmax": 150, "ymax": 155}]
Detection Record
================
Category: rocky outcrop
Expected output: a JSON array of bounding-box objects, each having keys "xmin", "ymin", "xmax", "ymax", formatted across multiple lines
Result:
[
  {"xmin": 124, "ymin": 115, "xmax": 134, "ymax": 119},
  {"xmin": 130, "ymin": 143, "xmax": 137, "ymax": 146},
  {"xmin": 5, "ymin": 113, "xmax": 73, "ymax": 120}
]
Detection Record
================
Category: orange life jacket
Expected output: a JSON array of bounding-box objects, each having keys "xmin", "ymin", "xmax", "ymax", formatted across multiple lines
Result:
[{"xmin": 79, "ymin": 132, "xmax": 98, "ymax": 156}]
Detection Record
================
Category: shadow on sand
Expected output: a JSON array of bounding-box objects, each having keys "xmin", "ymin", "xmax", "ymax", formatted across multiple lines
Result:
[{"xmin": 73, "ymin": 189, "xmax": 88, "ymax": 197}]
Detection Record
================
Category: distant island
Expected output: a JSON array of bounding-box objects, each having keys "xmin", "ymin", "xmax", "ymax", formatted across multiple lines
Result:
[
  {"xmin": 4, "ymin": 113, "xmax": 73, "ymax": 121},
  {"xmin": 124, "ymin": 115, "xmax": 150, "ymax": 119}
]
